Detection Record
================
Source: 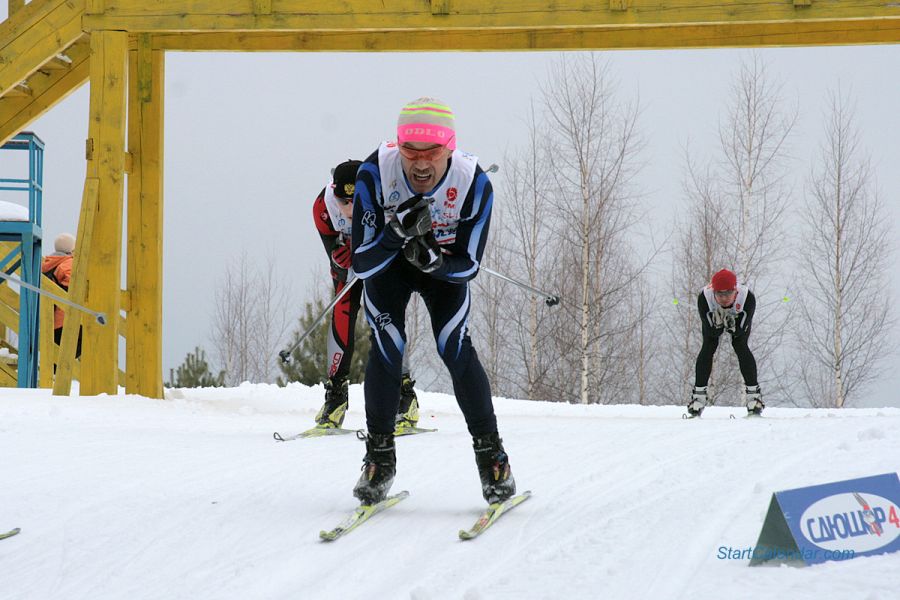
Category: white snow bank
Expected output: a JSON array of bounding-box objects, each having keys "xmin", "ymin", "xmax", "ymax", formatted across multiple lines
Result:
[{"xmin": 1, "ymin": 384, "xmax": 898, "ymax": 600}]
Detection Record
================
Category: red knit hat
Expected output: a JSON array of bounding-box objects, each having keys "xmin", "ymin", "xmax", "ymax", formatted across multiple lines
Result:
[{"xmin": 711, "ymin": 269, "xmax": 737, "ymax": 291}]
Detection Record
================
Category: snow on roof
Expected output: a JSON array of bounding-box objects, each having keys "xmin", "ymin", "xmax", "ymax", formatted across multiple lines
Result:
[{"xmin": 0, "ymin": 200, "xmax": 28, "ymax": 221}]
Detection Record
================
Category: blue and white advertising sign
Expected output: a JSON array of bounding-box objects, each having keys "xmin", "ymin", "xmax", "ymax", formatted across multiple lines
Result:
[{"xmin": 752, "ymin": 472, "xmax": 900, "ymax": 566}]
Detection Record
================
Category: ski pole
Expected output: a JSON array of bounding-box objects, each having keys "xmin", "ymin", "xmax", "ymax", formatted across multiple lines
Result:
[
  {"xmin": 480, "ymin": 266, "xmax": 560, "ymax": 307},
  {"xmin": 278, "ymin": 275, "xmax": 359, "ymax": 364},
  {"xmin": 0, "ymin": 270, "xmax": 107, "ymax": 324}
]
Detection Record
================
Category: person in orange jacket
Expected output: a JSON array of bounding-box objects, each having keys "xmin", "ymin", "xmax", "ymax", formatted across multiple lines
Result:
[{"xmin": 41, "ymin": 233, "xmax": 81, "ymax": 357}]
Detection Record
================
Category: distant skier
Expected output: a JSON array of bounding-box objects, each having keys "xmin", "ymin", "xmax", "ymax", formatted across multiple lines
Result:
[
  {"xmin": 687, "ymin": 268, "xmax": 762, "ymax": 417},
  {"xmin": 349, "ymin": 97, "xmax": 516, "ymax": 505},
  {"xmin": 312, "ymin": 159, "xmax": 419, "ymax": 432}
]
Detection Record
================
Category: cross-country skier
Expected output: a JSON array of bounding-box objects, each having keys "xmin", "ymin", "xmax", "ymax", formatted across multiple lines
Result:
[
  {"xmin": 349, "ymin": 97, "xmax": 516, "ymax": 505},
  {"xmin": 312, "ymin": 159, "xmax": 419, "ymax": 432},
  {"xmin": 687, "ymin": 268, "xmax": 763, "ymax": 417}
]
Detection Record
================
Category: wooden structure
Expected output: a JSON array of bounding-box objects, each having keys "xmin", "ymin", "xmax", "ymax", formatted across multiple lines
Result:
[{"xmin": 0, "ymin": 1, "xmax": 897, "ymax": 398}]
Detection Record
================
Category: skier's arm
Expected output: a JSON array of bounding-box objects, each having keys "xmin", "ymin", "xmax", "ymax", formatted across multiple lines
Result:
[
  {"xmin": 425, "ymin": 167, "xmax": 493, "ymax": 283},
  {"xmin": 733, "ymin": 291, "xmax": 756, "ymax": 337},
  {"xmin": 697, "ymin": 292, "xmax": 723, "ymax": 338},
  {"xmin": 351, "ymin": 156, "xmax": 405, "ymax": 280},
  {"xmin": 313, "ymin": 190, "xmax": 339, "ymax": 259}
]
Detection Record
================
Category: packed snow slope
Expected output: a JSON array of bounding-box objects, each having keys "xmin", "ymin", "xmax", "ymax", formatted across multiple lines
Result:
[{"xmin": 2, "ymin": 384, "xmax": 899, "ymax": 600}]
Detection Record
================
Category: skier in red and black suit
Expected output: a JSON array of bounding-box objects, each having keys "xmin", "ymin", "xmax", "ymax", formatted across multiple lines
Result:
[
  {"xmin": 312, "ymin": 159, "xmax": 419, "ymax": 431},
  {"xmin": 686, "ymin": 268, "xmax": 763, "ymax": 418}
]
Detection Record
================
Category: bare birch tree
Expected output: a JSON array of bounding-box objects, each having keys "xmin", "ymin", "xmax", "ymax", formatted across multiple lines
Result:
[
  {"xmin": 795, "ymin": 90, "xmax": 895, "ymax": 408},
  {"xmin": 470, "ymin": 206, "xmax": 517, "ymax": 394},
  {"xmin": 540, "ymin": 54, "xmax": 645, "ymax": 404},
  {"xmin": 211, "ymin": 252, "xmax": 291, "ymax": 384},
  {"xmin": 473, "ymin": 102, "xmax": 561, "ymax": 400}
]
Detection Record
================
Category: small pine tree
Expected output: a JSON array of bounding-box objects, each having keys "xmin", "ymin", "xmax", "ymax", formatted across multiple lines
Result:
[
  {"xmin": 278, "ymin": 296, "xmax": 370, "ymax": 385},
  {"xmin": 167, "ymin": 346, "xmax": 226, "ymax": 388}
]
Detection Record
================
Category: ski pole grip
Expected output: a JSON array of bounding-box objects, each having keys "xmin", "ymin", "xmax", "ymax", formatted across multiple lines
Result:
[
  {"xmin": 278, "ymin": 349, "xmax": 291, "ymax": 364},
  {"xmin": 95, "ymin": 313, "xmax": 107, "ymax": 325},
  {"xmin": 545, "ymin": 296, "xmax": 560, "ymax": 307}
]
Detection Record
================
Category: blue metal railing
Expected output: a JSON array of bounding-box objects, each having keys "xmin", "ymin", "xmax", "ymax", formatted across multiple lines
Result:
[{"xmin": 0, "ymin": 131, "xmax": 45, "ymax": 387}]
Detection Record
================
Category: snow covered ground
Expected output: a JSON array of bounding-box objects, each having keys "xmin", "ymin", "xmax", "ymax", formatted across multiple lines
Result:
[{"xmin": 2, "ymin": 384, "xmax": 899, "ymax": 600}]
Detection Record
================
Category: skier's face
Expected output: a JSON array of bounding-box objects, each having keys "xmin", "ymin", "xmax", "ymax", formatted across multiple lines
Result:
[
  {"xmin": 399, "ymin": 142, "xmax": 451, "ymax": 194},
  {"xmin": 714, "ymin": 289, "xmax": 737, "ymax": 307},
  {"xmin": 335, "ymin": 195, "xmax": 353, "ymax": 220}
]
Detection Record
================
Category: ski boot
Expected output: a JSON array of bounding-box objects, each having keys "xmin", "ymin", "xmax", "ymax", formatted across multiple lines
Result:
[
  {"xmin": 314, "ymin": 375, "xmax": 349, "ymax": 428},
  {"xmin": 353, "ymin": 433, "xmax": 396, "ymax": 505},
  {"xmin": 686, "ymin": 385, "xmax": 707, "ymax": 418},
  {"xmin": 745, "ymin": 385, "xmax": 764, "ymax": 416},
  {"xmin": 472, "ymin": 432, "xmax": 516, "ymax": 504},
  {"xmin": 395, "ymin": 374, "xmax": 419, "ymax": 432}
]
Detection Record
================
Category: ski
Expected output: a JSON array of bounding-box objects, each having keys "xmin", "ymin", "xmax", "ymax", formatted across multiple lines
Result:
[
  {"xmin": 319, "ymin": 491, "xmax": 410, "ymax": 542},
  {"xmin": 459, "ymin": 491, "xmax": 532, "ymax": 540},
  {"xmin": 353, "ymin": 426, "xmax": 438, "ymax": 440},
  {"xmin": 394, "ymin": 425, "xmax": 437, "ymax": 437},
  {"xmin": 0, "ymin": 528, "xmax": 20, "ymax": 541},
  {"xmin": 273, "ymin": 427, "xmax": 358, "ymax": 442}
]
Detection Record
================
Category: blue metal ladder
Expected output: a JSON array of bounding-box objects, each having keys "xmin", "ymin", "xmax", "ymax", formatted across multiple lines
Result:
[{"xmin": 0, "ymin": 132, "xmax": 44, "ymax": 387}]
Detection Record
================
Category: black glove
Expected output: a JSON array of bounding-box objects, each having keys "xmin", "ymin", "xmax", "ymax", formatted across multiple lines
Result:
[
  {"xmin": 731, "ymin": 310, "xmax": 748, "ymax": 336},
  {"xmin": 723, "ymin": 311, "xmax": 737, "ymax": 334},
  {"xmin": 403, "ymin": 232, "xmax": 443, "ymax": 273},
  {"xmin": 705, "ymin": 310, "xmax": 724, "ymax": 330},
  {"xmin": 390, "ymin": 195, "xmax": 432, "ymax": 239},
  {"xmin": 704, "ymin": 310, "xmax": 725, "ymax": 337},
  {"xmin": 330, "ymin": 243, "xmax": 352, "ymax": 282}
]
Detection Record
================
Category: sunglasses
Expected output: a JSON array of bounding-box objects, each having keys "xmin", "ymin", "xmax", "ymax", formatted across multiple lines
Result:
[
  {"xmin": 334, "ymin": 195, "xmax": 353, "ymax": 205},
  {"xmin": 714, "ymin": 289, "xmax": 736, "ymax": 297},
  {"xmin": 398, "ymin": 144, "xmax": 447, "ymax": 161}
]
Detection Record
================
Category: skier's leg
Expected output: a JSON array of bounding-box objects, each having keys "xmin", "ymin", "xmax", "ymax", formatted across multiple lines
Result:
[
  {"xmin": 396, "ymin": 347, "xmax": 419, "ymax": 428},
  {"xmin": 732, "ymin": 330, "xmax": 763, "ymax": 414},
  {"xmin": 690, "ymin": 325, "xmax": 722, "ymax": 416},
  {"xmin": 420, "ymin": 279, "xmax": 496, "ymax": 435},
  {"xmin": 325, "ymin": 278, "xmax": 363, "ymax": 381},
  {"xmin": 315, "ymin": 279, "xmax": 362, "ymax": 427},
  {"xmin": 361, "ymin": 262, "xmax": 413, "ymax": 435},
  {"xmin": 694, "ymin": 332, "xmax": 721, "ymax": 388},
  {"xmin": 730, "ymin": 330, "xmax": 758, "ymax": 387},
  {"xmin": 353, "ymin": 264, "xmax": 415, "ymax": 504}
]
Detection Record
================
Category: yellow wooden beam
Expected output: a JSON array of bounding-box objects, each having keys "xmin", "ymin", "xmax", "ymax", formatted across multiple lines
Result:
[
  {"xmin": 79, "ymin": 30, "xmax": 128, "ymax": 396},
  {"xmin": 8, "ymin": 1, "xmax": 25, "ymax": 17},
  {"xmin": 0, "ymin": 0, "xmax": 86, "ymax": 95},
  {"xmin": 0, "ymin": 288, "xmax": 20, "ymax": 334},
  {"xmin": 0, "ymin": 359, "xmax": 17, "ymax": 386},
  {"xmin": 138, "ymin": 18, "xmax": 900, "ymax": 52},
  {"xmin": 125, "ymin": 34, "xmax": 164, "ymax": 399},
  {"xmin": 82, "ymin": 0, "xmax": 900, "ymax": 33},
  {"xmin": 0, "ymin": 35, "xmax": 90, "ymax": 147}
]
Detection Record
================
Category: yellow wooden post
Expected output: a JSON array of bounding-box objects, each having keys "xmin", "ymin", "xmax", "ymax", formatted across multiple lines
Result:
[
  {"xmin": 52, "ymin": 178, "xmax": 96, "ymax": 395},
  {"xmin": 125, "ymin": 34, "xmax": 164, "ymax": 398},
  {"xmin": 8, "ymin": 1, "xmax": 24, "ymax": 16},
  {"xmin": 80, "ymin": 30, "xmax": 127, "ymax": 395}
]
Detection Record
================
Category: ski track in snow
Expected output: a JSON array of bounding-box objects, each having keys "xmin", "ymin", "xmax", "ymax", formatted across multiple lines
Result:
[{"xmin": 1, "ymin": 386, "xmax": 899, "ymax": 600}]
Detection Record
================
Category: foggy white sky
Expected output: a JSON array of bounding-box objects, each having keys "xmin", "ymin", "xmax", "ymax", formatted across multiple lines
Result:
[{"xmin": 18, "ymin": 43, "xmax": 900, "ymax": 406}]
